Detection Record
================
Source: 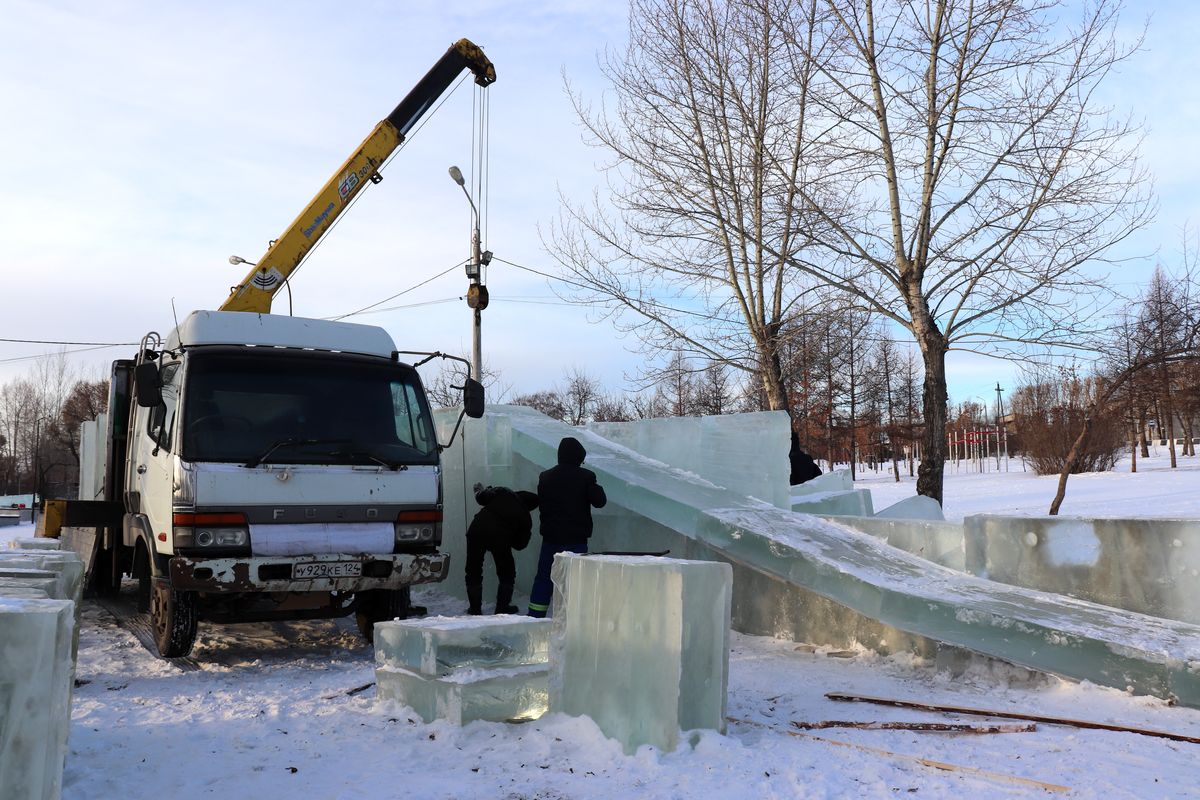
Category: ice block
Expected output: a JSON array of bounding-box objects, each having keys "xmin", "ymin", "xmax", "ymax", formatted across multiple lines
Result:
[
  {"xmin": 8, "ymin": 538, "xmax": 61, "ymax": 551},
  {"xmin": 375, "ymin": 664, "xmax": 549, "ymax": 724},
  {"xmin": 549, "ymin": 554, "xmax": 731, "ymax": 754},
  {"xmin": 0, "ymin": 597, "xmax": 75, "ymax": 800},
  {"xmin": 374, "ymin": 615, "xmax": 551, "ymax": 676}
]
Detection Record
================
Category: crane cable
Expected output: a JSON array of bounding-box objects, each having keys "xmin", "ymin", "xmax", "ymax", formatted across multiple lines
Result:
[{"xmin": 275, "ymin": 72, "xmax": 473, "ymax": 310}]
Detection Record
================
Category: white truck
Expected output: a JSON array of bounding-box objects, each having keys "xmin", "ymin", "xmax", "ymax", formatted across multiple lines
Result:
[
  {"xmin": 92, "ymin": 311, "xmax": 479, "ymax": 657},
  {"xmin": 64, "ymin": 39, "xmax": 495, "ymax": 657}
]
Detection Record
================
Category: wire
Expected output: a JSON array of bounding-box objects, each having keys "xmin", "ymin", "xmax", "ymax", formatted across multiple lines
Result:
[
  {"xmin": 328, "ymin": 260, "xmax": 466, "ymax": 320},
  {"xmin": 332, "ymin": 297, "xmax": 462, "ymax": 318},
  {"xmin": 0, "ymin": 337, "xmax": 137, "ymax": 346},
  {"xmin": 274, "ymin": 73, "xmax": 472, "ymax": 306},
  {"xmin": 0, "ymin": 344, "xmax": 128, "ymax": 365}
]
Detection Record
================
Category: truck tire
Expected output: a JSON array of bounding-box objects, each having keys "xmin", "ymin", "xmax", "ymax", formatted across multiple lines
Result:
[
  {"xmin": 151, "ymin": 579, "xmax": 198, "ymax": 658},
  {"xmin": 355, "ymin": 588, "xmax": 410, "ymax": 644}
]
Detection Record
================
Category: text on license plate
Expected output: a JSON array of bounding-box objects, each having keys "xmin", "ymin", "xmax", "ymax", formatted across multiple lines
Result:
[{"xmin": 292, "ymin": 561, "xmax": 363, "ymax": 579}]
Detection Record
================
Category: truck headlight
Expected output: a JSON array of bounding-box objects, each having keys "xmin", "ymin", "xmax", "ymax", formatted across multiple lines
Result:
[
  {"xmin": 394, "ymin": 510, "xmax": 442, "ymax": 545},
  {"xmin": 173, "ymin": 512, "xmax": 250, "ymax": 552}
]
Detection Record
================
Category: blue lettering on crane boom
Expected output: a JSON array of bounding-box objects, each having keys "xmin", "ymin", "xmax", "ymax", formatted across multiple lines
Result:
[{"xmin": 303, "ymin": 202, "xmax": 337, "ymax": 238}]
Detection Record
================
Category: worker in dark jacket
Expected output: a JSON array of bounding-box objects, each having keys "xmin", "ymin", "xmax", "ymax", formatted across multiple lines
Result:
[
  {"xmin": 465, "ymin": 484, "xmax": 539, "ymax": 615},
  {"xmin": 527, "ymin": 436, "xmax": 607, "ymax": 617}
]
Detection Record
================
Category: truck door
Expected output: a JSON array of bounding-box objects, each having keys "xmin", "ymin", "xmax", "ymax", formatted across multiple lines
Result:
[{"xmin": 129, "ymin": 362, "xmax": 181, "ymax": 554}]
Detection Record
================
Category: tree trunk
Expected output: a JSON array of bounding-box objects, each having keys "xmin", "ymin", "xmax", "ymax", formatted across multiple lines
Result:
[
  {"xmin": 1049, "ymin": 414, "xmax": 1096, "ymax": 515},
  {"xmin": 915, "ymin": 338, "xmax": 949, "ymax": 504},
  {"xmin": 1138, "ymin": 410, "xmax": 1149, "ymax": 457},
  {"xmin": 758, "ymin": 336, "xmax": 791, "ymax": 415}
]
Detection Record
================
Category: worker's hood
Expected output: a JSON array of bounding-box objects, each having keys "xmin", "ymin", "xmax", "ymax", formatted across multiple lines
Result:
[{"xmin": 557, "ymin": 437, "xmax": 586, "ymax": 467}]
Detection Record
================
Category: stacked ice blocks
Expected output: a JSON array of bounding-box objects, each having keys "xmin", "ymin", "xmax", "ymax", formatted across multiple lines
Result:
[
  {"xmin": 1, "ymin": 539, "xmax": 79, "ymax": 800},
  {"xmin": 374, "ymin": 615, "xmax": 552, "ymax": 724},
  {"xmin": 549, "ymin": 554, "xmax": 732, "ymax": 755}
]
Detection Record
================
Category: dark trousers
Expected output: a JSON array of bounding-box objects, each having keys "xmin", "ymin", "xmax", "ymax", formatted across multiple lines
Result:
[
  {"xmin": 527, "ymin": 538, "xmax": 587, "ymax": 617},
  {"xmin": 464, "ymin": 536, "xmax": 516, "ymax": 586}
]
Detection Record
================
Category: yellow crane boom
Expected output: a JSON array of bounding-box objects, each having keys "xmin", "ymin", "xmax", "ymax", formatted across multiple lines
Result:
[{"xmin": 220, "ymin": 38, "xmax": 496, "ymax": 313}]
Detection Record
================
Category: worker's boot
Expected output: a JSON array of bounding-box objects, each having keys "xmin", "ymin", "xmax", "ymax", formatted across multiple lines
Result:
[
  {"xmin": 466, "ymin": 583, "xmax": 483, "ymax": 615},
  {"xmin": 494, "ymin": 583, "xmax": 519, "ymax": 615}
]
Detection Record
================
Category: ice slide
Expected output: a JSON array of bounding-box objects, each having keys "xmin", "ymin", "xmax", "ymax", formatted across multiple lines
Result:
[{"xmin": 435, "ymin": 406, "xmax": 1200, "ymax": 708}]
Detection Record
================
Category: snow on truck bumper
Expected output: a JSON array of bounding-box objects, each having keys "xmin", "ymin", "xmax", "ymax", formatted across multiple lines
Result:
[{"xmin": 167, "ymin": 552, "xmax": 449, "ymax": 593}]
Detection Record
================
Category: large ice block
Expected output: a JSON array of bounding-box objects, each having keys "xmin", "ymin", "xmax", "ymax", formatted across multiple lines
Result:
[
  {"xmin": 823, "ymin": 516, "xmax": 966, "ymax": 571},
  {"xmin": 0, "ymin": 597, "xmax": 75, "ymax": 800},
  {"xmin": 0, "ymin": 555, "xmax": 84, "ymax": 659},
  {"xmin": 964, "ymin": 515, "xmax": 1200, "ymax": 625},
  {"xmin": 0, "ymin": 577, "xmax": 59, "ymax": 596},
  {"xmin": 549, "ymin": 554, "xmax": 731, "ymax": 754},
  {"xmin": 874, "ymin": 495, "xmax": 945, "ymax": 521},
  {"xmin": 587, "ymin": 412, "xmax": 791, "ymax": 508},
  {"xmin": 790, "ymin": 488, "xmax": 874, "ymax": 516},
  {"xmin": 7, "ymin": 537, "xmax": 61, "ymax": 551},
  {"xmin": 374, "ymin": 615, "xmax": 551, "ymax": 676},
  {"xmin": 790, "ymin": 469, "xmax": 853, "ymax": 495},
  {"xmin": 375, "ymin": 664, "xmax": 549, "ymax": 724}
]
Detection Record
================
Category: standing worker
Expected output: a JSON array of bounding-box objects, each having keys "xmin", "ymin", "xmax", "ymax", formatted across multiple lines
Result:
[
  {"xmin": 527, "ymin": 436, "xmax": 607, "ymax": 618},
  {"xmin": 465, "ymin": 484, "xmax": 539, "ymax": 615}
]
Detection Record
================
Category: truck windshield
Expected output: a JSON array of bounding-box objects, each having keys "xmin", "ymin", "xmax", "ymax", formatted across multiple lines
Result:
[{"xmin": 180, "ymin": 351, "xmax": 438, "ymax": 466}]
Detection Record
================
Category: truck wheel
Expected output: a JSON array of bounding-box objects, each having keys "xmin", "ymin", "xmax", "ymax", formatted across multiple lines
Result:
[
  {"xmin": 355, "ymin": 589, "xmax": 409, "ymax": 644},
  {"xmin": 150, "ymin": 579, "xmax": 198, "ymax": 658}
]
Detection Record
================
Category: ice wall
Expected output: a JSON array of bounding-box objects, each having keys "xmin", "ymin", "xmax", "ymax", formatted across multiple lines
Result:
[
  {"xmin": 964, "ymin": 515, "xmax": 1200, "ymax": 625},
  {"xmin": 437, "ymin": 406, "xmax": 1200, "ymax": 707}
]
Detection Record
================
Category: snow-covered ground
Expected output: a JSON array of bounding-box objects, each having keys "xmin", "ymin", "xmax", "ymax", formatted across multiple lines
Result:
[
  {"xmin": 18, "ymin": 455, "xmax": 1200, "ymax": 798},
  {"xmin": 858, "ymin": 451, "xmax": 1200, "ymax": 522}
]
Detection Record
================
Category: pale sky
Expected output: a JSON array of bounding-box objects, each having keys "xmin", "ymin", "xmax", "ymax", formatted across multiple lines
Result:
[{"xmin": 1, "ymin": 0, "xmax": 1196, "ymax": 410}]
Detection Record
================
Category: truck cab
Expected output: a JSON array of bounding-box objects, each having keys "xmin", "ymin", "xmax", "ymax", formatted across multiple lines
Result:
[{"xmin": 120, "ymin": 310, "xmax": 470, "ymax": 656}]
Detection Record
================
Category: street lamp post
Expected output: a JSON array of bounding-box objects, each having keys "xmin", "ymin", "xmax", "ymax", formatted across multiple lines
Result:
[{"xmin": 448, "ymin": 165, "xmax": 490, "ymax": 382}]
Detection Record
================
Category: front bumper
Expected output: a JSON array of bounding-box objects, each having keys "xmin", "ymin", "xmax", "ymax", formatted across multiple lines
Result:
[{"xmin": 167, "ymin": 551, "xmax": 449, "ymax": 593}]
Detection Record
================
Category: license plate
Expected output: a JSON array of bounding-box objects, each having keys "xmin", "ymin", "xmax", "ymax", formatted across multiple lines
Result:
[{"xmin": 292, "ymin": 561, "xmax": 363, "ymax": 579}]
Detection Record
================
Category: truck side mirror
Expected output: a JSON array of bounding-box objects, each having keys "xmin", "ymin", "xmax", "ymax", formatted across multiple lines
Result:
[
  {"xmin": 134, "ymin": 362, "xmax": 163, "ymax": 408},
  {"xmin": 463, "ymin": 378, "xmax": 485, "ymax": 419}
]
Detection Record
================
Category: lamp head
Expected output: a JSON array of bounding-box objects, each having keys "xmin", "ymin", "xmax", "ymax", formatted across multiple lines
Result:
[{"xmin": 448, "ymin": 165, "xmax": 465, "ymax": 187}]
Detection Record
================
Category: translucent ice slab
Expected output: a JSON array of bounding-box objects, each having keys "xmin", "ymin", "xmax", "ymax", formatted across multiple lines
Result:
[
  {"xmin": 0, "ymin": 597, "xmax": 75, "ymax": 800},
  {"xmin": 964, "ymin": 515, "xmax": 1200, "ymax": 625},
  {"xmin": 7, "ymin": 538, "xmax": 61, "ymax": 551},
  {"xmin": 0, "ymin": 577, "xmax": 58, "ymax": 596},
  {"xmin": 874, "ymin": 495, "xmax": 945, "ymax": 521},
  {"xmin": 790, "ymin": 469, "xmax": 853, "ymax": 496},
  {"xmin": 587, "ymin": 412, "xmax": 791, "ymax": 508},
  {"xmin": 375, "ymin": 665, "xmax": 549, "ymax": 724},
  {"xmin": 823, "ymin": 516, "xmax": 966, "ymax": 571},
  {"xmin": 790, "ymin": 489, "xmax": 874, "ymax": 516},
  {"xmin": 439, "ymin": 406, "xmax": 1200, "ymax": 708},
  {"xmin": 375, "ymin": 615, "xmax": 551, "ymax": 676},
  {"xmin": 549, "ymin": 554, "xmax": 731, "ymax": 754}
]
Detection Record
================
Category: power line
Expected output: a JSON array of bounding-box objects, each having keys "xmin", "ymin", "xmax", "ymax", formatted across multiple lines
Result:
[
  {"xmin": 0, "ymin": 344, "xmax": 127, "ymax": 365},
  {"xmin": 0, "ymin": 337, "xmax": 136, "ymax": 346},
  {"xmin": 328, "ymin": 260, "xmax": 467, "ymax": 321}
]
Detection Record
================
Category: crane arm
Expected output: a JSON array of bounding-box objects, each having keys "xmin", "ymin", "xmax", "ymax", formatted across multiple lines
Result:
[{"xmin": 219, "ymin": 38, "xmax": 496, "ymax": 313}]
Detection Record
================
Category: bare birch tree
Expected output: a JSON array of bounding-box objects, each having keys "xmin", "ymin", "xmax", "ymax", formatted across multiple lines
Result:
[
  {"xmin": 547, "ymin": 0, "xmax": 838, "ymax": 419},
  {"xmin": 775, "ymin": 0, "xmax": 1151, "ymax": 502}
]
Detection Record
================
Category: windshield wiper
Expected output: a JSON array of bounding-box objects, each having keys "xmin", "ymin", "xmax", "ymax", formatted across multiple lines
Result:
[
  {"xmin": 243, "ymin": 437, "xmax": 352, "ymax": 468},
  {"xmin": 327, "ymin": 445, "xmax": 410, "ymax": 471}
]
